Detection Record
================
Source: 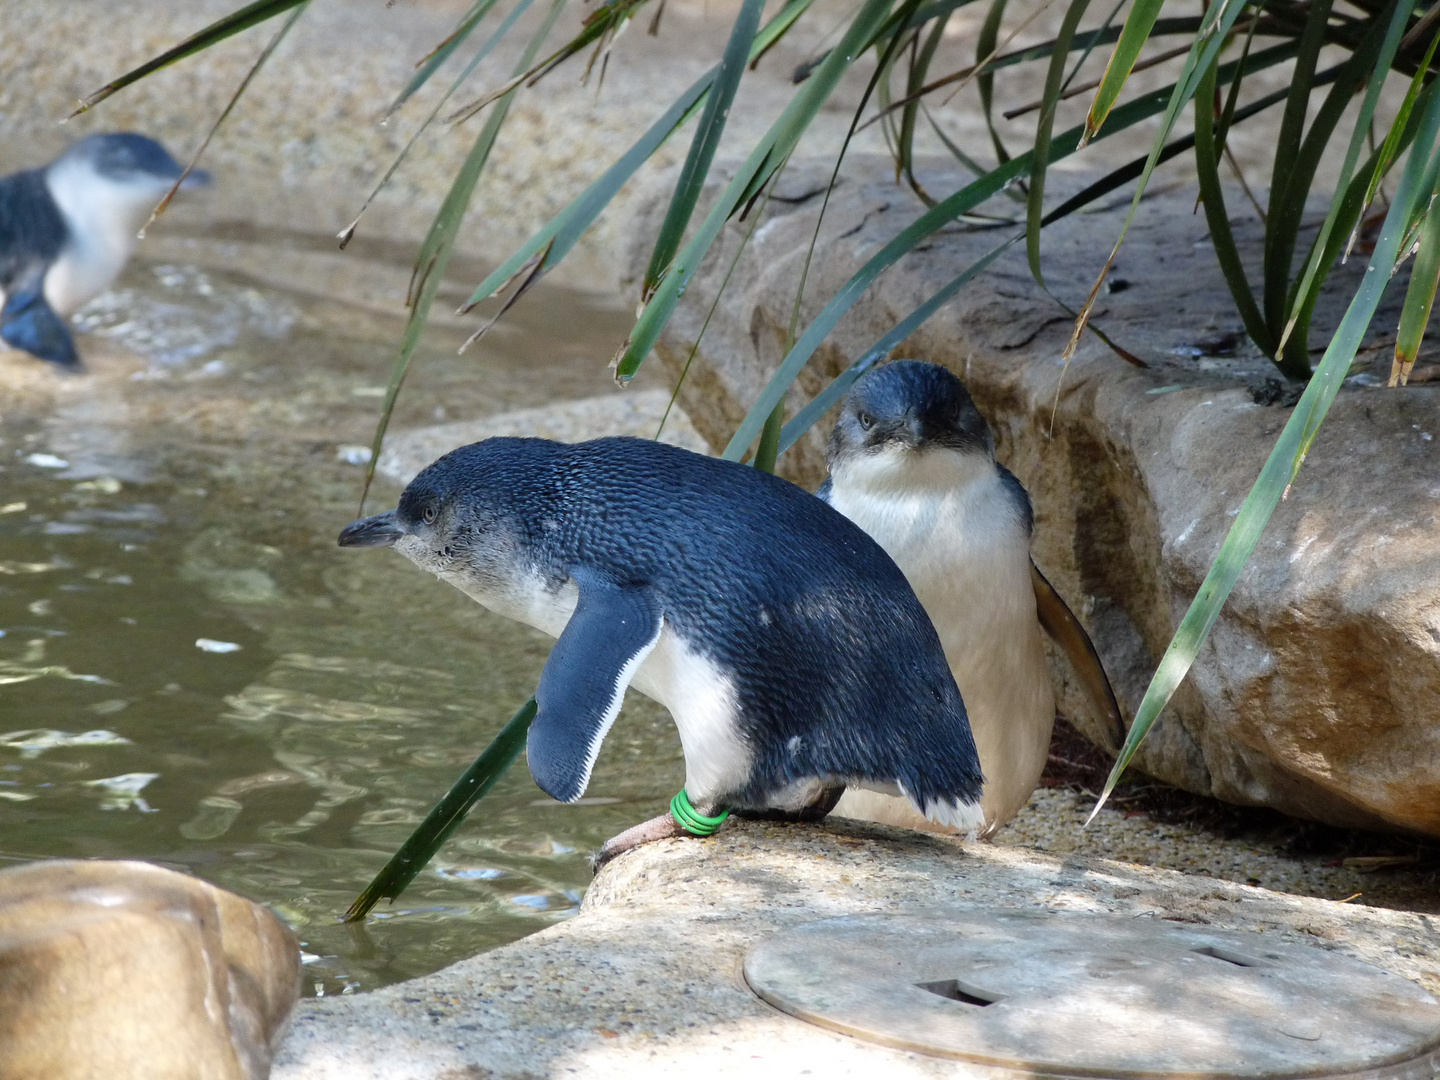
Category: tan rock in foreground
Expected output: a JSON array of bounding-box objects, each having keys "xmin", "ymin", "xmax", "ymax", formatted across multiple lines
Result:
[
  {"xmin": 619, "ymin": 157, "xmax": 1440, "ymax": 838},
  {"xmin": 0, "ymin": 860, "xmax": 300, "ymax": 1080}
]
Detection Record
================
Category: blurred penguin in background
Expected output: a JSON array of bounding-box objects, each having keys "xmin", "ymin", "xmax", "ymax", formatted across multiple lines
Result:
[
  {"xmin": 819, "ymin": 360, "xmax": 1125, "ymax": 837},
  {"xmin": 0, "ymin": 133, "xmax": 209, "ymax": 370}
]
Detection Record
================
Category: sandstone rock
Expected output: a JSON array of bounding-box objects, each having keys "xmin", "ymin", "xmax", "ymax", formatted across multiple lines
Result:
[
  {"xmin": 617, "ymin": 156, "xmax": 1440, "ymax": 838},
  {"xmin": 0, "ymin": 859, "xmax": 300, "ymax": 1080},
  {"xmin": 376, "ymin": 389, "xmax": 710, "ymax": 486},
  {"xmin": 273, "ymin": 817, "xmax": 1440, "ymax": 1078}
]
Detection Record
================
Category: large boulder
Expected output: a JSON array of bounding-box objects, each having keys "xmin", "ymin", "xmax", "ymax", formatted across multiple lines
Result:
[
  {"xmin": 0, "ymin": 860, "xmax": 300, "ymax": 1080},
  {"xmin": 617, "ymin": 156, "xmax": 1440, "ymax": 838}
]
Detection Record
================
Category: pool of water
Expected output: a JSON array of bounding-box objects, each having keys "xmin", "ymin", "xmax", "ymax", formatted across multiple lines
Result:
[{"xmin": 0, "ymin": 229, "xmax": 685, "ymax": 995}]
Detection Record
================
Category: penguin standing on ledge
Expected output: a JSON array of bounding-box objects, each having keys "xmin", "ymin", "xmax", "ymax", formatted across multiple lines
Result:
[
  {"xmin": 339, "ymin": 436, "xmax": 984, "ymax": 866},
  {"xmin": 0, "ymin": 133, "xmax": 209, "ymax": 369},
  {"xmin": 820, "ymin": 360, "xmax": 1124, "ymax": 837}
]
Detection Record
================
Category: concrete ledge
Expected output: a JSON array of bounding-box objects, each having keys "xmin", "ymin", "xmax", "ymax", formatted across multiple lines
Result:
[{"xmin": 274, "ymin": 819, "xmax": 1440, "ymax": 1079}]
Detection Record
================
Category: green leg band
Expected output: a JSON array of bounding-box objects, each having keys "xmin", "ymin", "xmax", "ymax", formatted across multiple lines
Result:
[{"xmin": 670, "ymin": 789, "xmax": 730, "ymax": 837}]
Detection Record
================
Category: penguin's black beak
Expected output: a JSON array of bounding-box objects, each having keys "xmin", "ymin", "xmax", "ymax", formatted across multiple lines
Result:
[
  {"xmin": 892, "ymin": 413, "xmax": 926, "ymax": 448},
  {"xmin": 338, "ymin": 510, "xmax": 404, "ymax": 548}
]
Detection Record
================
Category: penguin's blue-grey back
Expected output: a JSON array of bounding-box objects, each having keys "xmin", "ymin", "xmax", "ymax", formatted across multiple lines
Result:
[
  {"xmin": 404, "ymin": 436, "xmax": 983, "ymax": 815},
  {"xmin": 0, "ymin": 169, "xmax": 66, "ymax": 289}
]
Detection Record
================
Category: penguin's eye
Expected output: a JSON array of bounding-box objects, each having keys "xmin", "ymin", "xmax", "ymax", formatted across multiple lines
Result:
[
  {"xmin": 857, "ymin": 412, "xmax": 875, "ymax": 431},
  {"xmin": 421, "ymin": 504, "xmax": 439, "ymax": 525}
]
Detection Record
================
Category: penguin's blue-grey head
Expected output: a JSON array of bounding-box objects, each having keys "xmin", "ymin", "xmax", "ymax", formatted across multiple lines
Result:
[
  {"xmin": 338, "ymin": 443, "xmax": 526, "ymax": 596},
  {"xmin": 57, "ymin": 134, "xmax": 210, "ymax": 190},
  {"xmin": 827, "ymin": 360, "xmax": 993, "ymax": 471}
]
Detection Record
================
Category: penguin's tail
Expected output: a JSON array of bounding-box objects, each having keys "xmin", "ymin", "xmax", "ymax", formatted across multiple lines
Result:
[{"xmin": 899, "ymin": 782, "xmax": 985, "ymax": 835}]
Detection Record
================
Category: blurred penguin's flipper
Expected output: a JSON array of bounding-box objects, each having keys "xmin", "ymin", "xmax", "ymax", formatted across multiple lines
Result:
[
  {"xmin": 0, "ymin": 282, "xmax": 80, "ymax": 369},
  {"xmin": 528, "ymin": 568, "xmax": 663, "ymax": 803},
  {"xmin": 1031, "ymin": 561, "xmax": 1127, "ymax": 752}
]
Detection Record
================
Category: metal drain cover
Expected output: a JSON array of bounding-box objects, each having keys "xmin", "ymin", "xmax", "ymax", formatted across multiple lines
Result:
[{"xmin": 744, "ymin": 910, "xmax": 1440, "ymax": 1078}]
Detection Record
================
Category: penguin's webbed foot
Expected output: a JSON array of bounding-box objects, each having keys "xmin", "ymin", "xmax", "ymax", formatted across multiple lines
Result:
[
  {"xmin": 590, "ymin": 812, "xmax": 689, "ymax": 873},
  {"xmin": 1, "ymin": 286, "xmax": 82, "ymax": 371}
]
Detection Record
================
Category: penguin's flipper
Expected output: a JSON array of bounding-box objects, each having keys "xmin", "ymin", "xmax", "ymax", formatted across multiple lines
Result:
[
  {"xmin": 528, "ymin": 568, "xmax": 663, "ymax": 803},
  {"xmin": 0, "ymin": 282, "xmax": 80, "ymax": 370},
  {"xmin": 1031, "ymin": 561, "xmax": 1126, "ymax": 751}
]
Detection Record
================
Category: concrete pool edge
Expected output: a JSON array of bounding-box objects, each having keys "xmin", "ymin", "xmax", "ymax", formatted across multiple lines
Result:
[{"xmin": 272, "ymin": 817, "xmax": 1440, "ymax": 1080}]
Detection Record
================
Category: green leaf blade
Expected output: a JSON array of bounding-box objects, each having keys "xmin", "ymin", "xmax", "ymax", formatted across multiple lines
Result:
[
  {"xmin": 1027, "ymin": 0, "xmax": 1093, "ymax": 286},
  {"xmin": 1392, "ymin": 194, "xmax": 1440, "ymax": 385},
  {"xmin": 361, "ymin": 0, "xmax": 564, "ymax": 507},
  {"xmin": 388, "ymin": 0, "xmax": 506, "ymax": 118},
  {"xmin": 612, "ymin": 0, "xmax": 898, "ymax": 385},
  {"xmin": 72, "ymin": 0, "xmax": 309, "ymax": 116},
  {"xmin": 1079, "ymin": 0, "xmax": 1164, "ymax": 146},
  {"xmin": 641, "ymin": 0, "xmax": 768, "ymax": 298},
  {"xmin": 462, "ymin": 0, "xmax": 813, "ymax": 310},
  {"xmin": 724, "ymin": 37, "xmax": 1301, "ymax": 463},
  {"xmin": 344, "ymin": 698, "xmax": 537, "ymax": 921}
]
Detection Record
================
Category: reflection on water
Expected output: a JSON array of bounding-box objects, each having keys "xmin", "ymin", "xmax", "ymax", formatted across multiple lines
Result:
[{"xmin": 0, "ymin": 233, "xmax": 685, "ymax": 994}]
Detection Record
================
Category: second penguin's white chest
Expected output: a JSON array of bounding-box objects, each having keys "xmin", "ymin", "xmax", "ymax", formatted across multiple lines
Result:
[
  {"xmin": 826, "ymin": 450, "xmax": 1035, "ymax": 641},
  {"xmin": 826, "ymin": 447, "xmax": 1056, "ymax": 832}
]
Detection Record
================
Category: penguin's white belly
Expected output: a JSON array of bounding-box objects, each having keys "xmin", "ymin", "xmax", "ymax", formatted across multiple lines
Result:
[
  {"xmin": 827, "ymin": 471, "xmax": 1054, "ymax": 837},
  {"xmin": 43, "ymin": 163, "xmax": 156, "ymax": 317},
  {"xmin": 43, "ymin": 242, "xmax": 128, "ymax": 318},
  {"xmin": 447, "ymin": 567, "xmax": 752, "ymax": 807},
  {"xmin": 629, "ymin": 633, "xmax": 752, "ymax": 805}
]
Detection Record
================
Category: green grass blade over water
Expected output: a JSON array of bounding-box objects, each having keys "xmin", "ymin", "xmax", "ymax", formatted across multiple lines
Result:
[
  {"xmin": 360, "ymin": 0, "xmax": 563, "ymax": 509},
  {"xmin": 71, "ymin": 0, "xmax": 309, "ymax": 116},
  {"xmin": 642, "ymin": 0, "xmax": 768, "ymax": 299},
  {"xmin": 344, "ymin": 698, "xmax": 538, "ymax": 922},
  {"xmin": 462, "ymin": 0, "xmax": 812, "ymax": 311},
  {"xmin": 1088, "ymin": 67, "xmax": 1440, "ymax": 822},
  {"xmin": 388, "ymin": 0, "xmax": 505, "ymax": 119},
  {"xmin": 612, "ymin": 0, "xmax": 897, "ymax": 385}
]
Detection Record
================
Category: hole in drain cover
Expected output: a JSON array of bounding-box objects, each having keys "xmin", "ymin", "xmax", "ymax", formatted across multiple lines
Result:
[
  {"xmin": 1191, "ymin": 945, "xmax": 1268, "ymax": 968},
  {"xmin": 915, "ymin": 979, "xmax": 1003, "ymax": 1006}
]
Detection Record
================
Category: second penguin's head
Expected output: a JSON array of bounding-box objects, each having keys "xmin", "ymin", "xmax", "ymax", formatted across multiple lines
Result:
[{"xmin": 827, "ymin": 360, "xmax": 993, "ymax": 474}]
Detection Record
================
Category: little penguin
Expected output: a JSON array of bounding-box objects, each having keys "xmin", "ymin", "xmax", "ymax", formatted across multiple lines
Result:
[
  {"xmin": 819, "ymin": 360, "xmax": 1124, "ymax": 838},
  {"xmin": 0, "ymin": 133, "xmax": 209, "ymax": 369},
  {"xmin": 338, "ymin": 435, "xmax": 985, "ymax": 864}
]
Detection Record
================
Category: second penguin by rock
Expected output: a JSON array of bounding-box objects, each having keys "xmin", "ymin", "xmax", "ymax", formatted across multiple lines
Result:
[{"xmin": 820, "ymin": 360, "xmax": 1124, "ymax": 838}]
